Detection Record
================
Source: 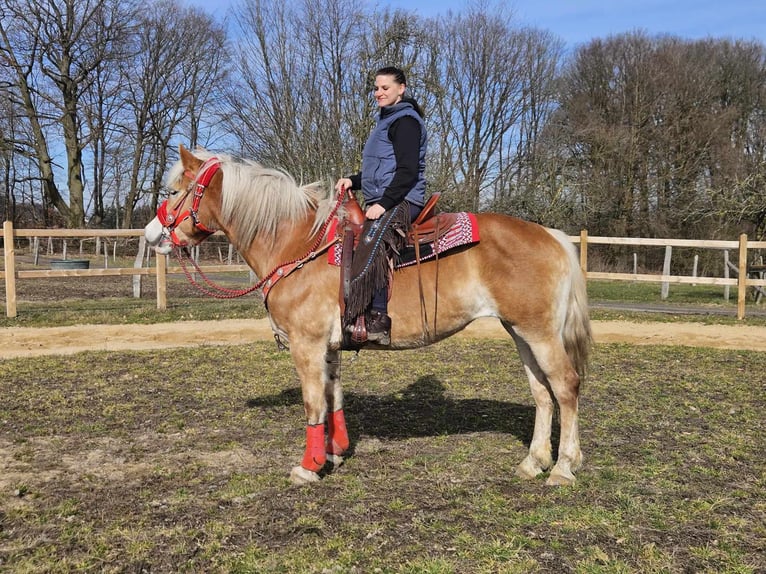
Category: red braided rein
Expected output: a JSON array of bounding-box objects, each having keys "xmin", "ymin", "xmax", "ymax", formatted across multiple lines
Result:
[{"xmin": 174, "ymin": 250, "xmax": 264, "ymax": 299}]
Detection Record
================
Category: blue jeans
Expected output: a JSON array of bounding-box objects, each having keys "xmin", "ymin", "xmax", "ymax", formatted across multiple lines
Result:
[{"xmin": 371, "ymin": 202, "xmax": 422, "ymax": 313}]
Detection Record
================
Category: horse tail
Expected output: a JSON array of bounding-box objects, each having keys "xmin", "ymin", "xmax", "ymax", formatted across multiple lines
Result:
[{"xmin": 548, "ymin": 228, "xmax": 592, "ymax": 379}]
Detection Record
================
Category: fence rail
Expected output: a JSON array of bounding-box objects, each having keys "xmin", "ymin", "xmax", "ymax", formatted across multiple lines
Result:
[{"xmin": 2, "ymin": 222, "xmax": 766, "ymax": 319}]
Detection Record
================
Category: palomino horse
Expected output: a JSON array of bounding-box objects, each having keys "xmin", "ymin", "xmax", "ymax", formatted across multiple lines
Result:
[{"xmin": 144, "ymin": 145, "xmax": 592, "ymax": 486}]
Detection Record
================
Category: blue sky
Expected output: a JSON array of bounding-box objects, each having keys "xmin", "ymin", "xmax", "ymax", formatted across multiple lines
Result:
[
  {"xmin": 384, "ymin": 0, "xmax": 766, "ymax": 46},
  {"xmin": 191, "ymin": 0, "xmax": 765, "ymax": 47}
]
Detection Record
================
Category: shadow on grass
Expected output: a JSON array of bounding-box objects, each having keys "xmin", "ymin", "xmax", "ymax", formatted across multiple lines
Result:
[{"xmin": 246, "ymin": 374, "xmax": 536, "ymax": 447}]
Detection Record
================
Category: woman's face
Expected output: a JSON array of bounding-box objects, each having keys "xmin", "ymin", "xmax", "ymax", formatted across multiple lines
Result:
[{"xmin": 373, "ymin": 74, "xmax": 406, "ymax": 108}]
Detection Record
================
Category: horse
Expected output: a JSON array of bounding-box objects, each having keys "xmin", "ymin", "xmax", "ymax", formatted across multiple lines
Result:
[{"xmin": 144, "ymin": 145, "xmax": 592, "ymax": 486}]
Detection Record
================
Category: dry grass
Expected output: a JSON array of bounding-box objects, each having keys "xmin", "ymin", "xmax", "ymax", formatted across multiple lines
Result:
[{"xmin": 1, "ymin": 339, "xmax": 764, "ymax": 573}]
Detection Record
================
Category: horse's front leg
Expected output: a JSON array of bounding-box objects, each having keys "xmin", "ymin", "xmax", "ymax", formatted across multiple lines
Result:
[
  {"xmin": 289, "ymin": 342, "xmax": 347, "ymax": 485},
  {"xmin": 324, "ymin": 349, "xmax": 350, "ymax": 467}
]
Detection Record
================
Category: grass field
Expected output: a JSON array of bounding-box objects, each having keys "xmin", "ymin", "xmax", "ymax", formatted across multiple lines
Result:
[
  {"xmin": 1, "ymin": 339, "xmax": 764, "ymax": 573},
  {"xmin": 1, "ymin": 274, "xmax": 765, "ymax": 571}
]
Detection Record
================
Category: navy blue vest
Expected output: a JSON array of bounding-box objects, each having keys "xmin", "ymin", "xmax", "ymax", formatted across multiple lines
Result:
[{"xmin": 361, "ymin": 102, "xmax": 426, "ymax": 207}]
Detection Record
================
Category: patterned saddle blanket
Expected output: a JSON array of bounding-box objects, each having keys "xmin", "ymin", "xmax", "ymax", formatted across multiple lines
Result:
[{"xmin": 327, "ymin": 211, "xmax": 480, "ymax": 268}]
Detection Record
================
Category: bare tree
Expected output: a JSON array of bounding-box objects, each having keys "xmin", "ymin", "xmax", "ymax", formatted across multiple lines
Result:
[
  {"xmin": 0, "ymin": 0, "xmax": 130, "ymax": 227},
  {"xmin": 117, "ymin": 0, "xmax": 227, "ymax": 227},
  {"xmin": 681, "ymin": 40, "xmax": 766, "ymax": 240},
  {"xmin": 488, "ymin": 27, "xmax": 565, "ymax": 225},
  {"xmin": 428, "ymin": 8, "xmax": 533, "ymax": 212},
  {"xmin": 226, "ymin": 0, "xmax": 368, "ymax": 182},
  {"xmin": 81, "ymin": 4, "xmax": 140, "ymax": 227},
  {"xmin": 554, "ymin": 33, "xmax": 661, "ymax": 237},
  {"xmin": 553, "ymin": 34, "xmax": 766, "ymax": 242},
  {"xmin": 0, "ymin": 82, "xmax": 22, "ymax": 222}
]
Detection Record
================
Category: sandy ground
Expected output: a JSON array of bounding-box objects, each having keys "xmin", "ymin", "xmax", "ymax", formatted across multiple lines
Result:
[{"xmin": 1, "ymin": 318, "xmax": 765, "ymax": 359}]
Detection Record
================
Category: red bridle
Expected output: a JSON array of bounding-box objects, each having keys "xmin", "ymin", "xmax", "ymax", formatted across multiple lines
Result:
[{"xmin": 157, "ymin": 157, "xmax": 221, "ymax": 246}]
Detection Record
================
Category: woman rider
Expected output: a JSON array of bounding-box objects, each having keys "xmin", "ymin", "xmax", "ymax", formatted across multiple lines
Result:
[{"xmin": 335, "ymin": 66, "xmax": 427, "ymax": 344}]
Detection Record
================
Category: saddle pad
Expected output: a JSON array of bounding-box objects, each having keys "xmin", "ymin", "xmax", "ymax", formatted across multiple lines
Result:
[{"xmin": 328, "ymin": 212, "xmax": 480, "ymax": 268}]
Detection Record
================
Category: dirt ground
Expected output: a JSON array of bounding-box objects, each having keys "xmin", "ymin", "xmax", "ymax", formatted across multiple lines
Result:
[
  {"xmin": 1, "ymin": 316, "xmax": 765, "ymax": 359},
  {"xmin": 2, "ymin": 278, "xmax": 765, "ymax": 571},
  {"xmin": 3, "ymin": 265, "xmax": 766, "ymax": 357}
]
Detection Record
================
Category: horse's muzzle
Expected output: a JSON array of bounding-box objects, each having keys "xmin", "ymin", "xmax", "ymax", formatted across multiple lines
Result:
[{"xmin": 144, "ymin": 217, "xmax": 174, "ymax": 254}]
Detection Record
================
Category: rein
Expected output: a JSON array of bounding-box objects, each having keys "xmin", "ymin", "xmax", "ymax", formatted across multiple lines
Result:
[{"xmin": 172, "ymin": 186, "xmax": 348, "ymax": 303}]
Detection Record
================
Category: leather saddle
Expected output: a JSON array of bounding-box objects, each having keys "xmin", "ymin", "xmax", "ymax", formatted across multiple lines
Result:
[
  {"xmin": 341, "ymin": 191, "xmax": 456, "ymax": 247},
  {"xmin": 338, "ymin": 192, "xmax": 454, "ymax": 346}
]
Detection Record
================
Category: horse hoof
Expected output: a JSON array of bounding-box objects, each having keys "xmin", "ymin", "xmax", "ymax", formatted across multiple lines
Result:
[
  {"xmin": 546, "ymin": 467, "xmax": 576, "ymax": 486},
  {"xmin": 515, "ymin": 456, "xmax": 544, "ymax": 480},
  {"xmin": 290, "ymin": 466, "xmax": 320, "ymax": 485}
]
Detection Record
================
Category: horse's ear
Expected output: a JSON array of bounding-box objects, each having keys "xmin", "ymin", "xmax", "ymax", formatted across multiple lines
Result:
[{"xmin": 179, "ymin": 144, "xmax": 202, "ymax": 173}]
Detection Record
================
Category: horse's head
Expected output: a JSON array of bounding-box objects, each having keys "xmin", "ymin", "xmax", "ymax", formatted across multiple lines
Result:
[{"xmin": 145, "ymin": 145, "xmax": 222, "ymax": 255}]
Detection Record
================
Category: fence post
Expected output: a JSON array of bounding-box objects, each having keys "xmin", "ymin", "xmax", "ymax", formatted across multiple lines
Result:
[
  {"xmin": 723, "ymin": 250, "xmax": 730, "ymax": 301},
  {"xmin": 579, "ymin": 230, "xmax": 588, "ymax": 275},
  {"xmin": 3, "ymin": 221, "xmax": 18, "ymax": 318},
  {"xmin": 133, "ymin": 236, "xmax": 146, "ymax": 298},
  {"xmin": 737, "ymin": 234, "xmax": 748, "ymax": 320},
  {"xmin": 156, "ymin": 252, "xmax": 167, "ymax": 311},
  {"xmin": 692, "ymin": 254, "xmax": 698, "ymax": 286},
  {"xmin": 661, "ymin": 246, "xmax": 672, "ymax": 300}
]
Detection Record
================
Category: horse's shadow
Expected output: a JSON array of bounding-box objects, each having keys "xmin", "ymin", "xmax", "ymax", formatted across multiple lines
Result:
[{"xmin": 246, "ymin": 375, "xmax": 536, "ymax": 448}]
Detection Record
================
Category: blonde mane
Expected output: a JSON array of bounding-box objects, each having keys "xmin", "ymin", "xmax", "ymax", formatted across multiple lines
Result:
[{"xmin": 168, "ymin": 149, "xmax": 336, "ymax": 249}]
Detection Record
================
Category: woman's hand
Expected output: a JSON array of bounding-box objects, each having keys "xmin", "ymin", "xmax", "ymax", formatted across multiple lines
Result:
[
  {"xmin": 365, "ymin": 203, "xmax": 386, "ymax": 220},
  {"xmin": 335, "ymin": 178, "xmax": 352, "ymax": 193}
]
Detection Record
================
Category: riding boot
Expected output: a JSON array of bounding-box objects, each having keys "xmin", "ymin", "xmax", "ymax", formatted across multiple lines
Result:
[{"xmin": 366, "ymin": 310, "xmax": 391, "ymax": 345}]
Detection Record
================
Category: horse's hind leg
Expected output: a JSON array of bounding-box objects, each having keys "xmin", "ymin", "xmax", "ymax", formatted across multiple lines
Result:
[
  {"xmin": 510, "ymin": 332, "xmax": 555, "ymax": 479},
  {"xmin": 509, "ymin": 328, "xmax": 582, "ymax": 486}
]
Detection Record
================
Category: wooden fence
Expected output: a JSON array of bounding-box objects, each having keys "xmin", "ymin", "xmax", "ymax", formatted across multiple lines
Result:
[
  {"xmin": 0, "ymin": 222, "xmax": 250, "ymax": 318},
  {"xmin": 2, "ymin": 222, "xmax": 766, "ymax": 319},
  {"xmin": 577, "ymin": 231, "xmax": 766, "ymax": 319}
]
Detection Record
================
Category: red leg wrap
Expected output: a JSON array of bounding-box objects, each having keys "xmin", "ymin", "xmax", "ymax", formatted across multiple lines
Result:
[
  {"xmin": 326, "ymin": 409, "xmax": 350, "ymax": 456},
  {"xmin": 301, "ymin": 423, "xmax": 327, "ymax": 473}
]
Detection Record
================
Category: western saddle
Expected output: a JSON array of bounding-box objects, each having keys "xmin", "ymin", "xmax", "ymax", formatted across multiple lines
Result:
[
  {"xmin": 341, "ymin": 191, "xmax": 456, "ymax": 246},
  {"xmin": 339, "ymin": 191, "xmax": 455, "ymax": 345}
]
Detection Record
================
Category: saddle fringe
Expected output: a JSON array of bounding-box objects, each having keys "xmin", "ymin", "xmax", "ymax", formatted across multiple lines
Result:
[{"xmin": 343, "ymin": 204, "xmax": 409, "ymax": 323}]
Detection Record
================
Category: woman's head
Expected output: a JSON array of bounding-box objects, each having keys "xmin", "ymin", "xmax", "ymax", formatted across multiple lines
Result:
[{"xmin": 373, "ymin": 66, "xmax": 407, "ymax": 108}]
